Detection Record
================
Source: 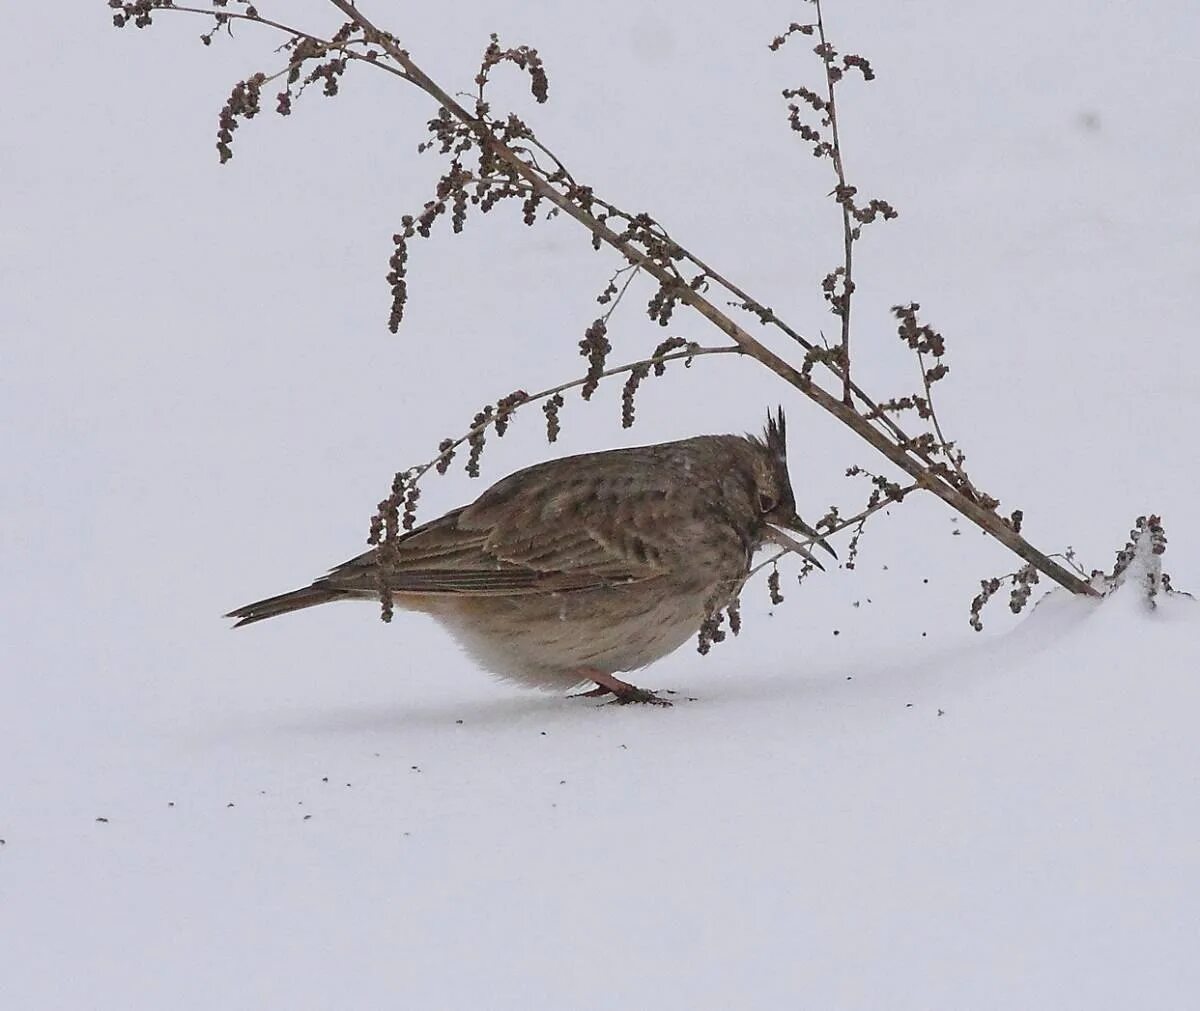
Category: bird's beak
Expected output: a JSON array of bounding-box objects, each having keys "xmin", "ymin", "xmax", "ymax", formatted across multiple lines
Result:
[
  {"xmin": 766, "ymin": 515, "xmax": 837, "ymax": 571},
  {"xmin": 793, "ymin": 516, "xmax": 838, "ymax": 560}
]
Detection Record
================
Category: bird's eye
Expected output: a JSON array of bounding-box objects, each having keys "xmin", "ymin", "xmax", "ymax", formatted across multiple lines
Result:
[{"xmin": 758, "ymin": 492, "xmax": 776, "ymax": 513}]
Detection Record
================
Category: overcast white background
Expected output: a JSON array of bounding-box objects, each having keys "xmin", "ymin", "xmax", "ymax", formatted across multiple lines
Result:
[{"xmin": 3, "ymin": 1, "xmax": 1199, "ymax": 1008}]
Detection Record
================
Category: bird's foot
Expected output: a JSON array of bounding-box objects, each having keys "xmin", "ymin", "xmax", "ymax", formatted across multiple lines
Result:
[
  {"xmin": 570, "ymin": 671, "xmax": 673, "ymax": 707},
  {"xmin": 606, "ymin": 686, "xmax": 673, "ymax": 707}
]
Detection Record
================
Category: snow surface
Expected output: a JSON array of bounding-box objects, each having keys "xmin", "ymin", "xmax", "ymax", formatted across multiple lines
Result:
[{"xmin": 3, "ymin": 1, "xmax": 1200, "ymax": 1008}]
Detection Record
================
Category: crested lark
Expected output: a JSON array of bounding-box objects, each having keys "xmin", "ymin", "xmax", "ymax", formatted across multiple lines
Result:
[{"xmin": 226, "ymin": 409, "xmax": 833, "ymax": 705}]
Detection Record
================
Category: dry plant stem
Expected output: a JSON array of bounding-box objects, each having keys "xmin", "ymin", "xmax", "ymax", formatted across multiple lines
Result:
[
  {"xmin": 814, "ymin": 0, "xmax": 854, "ymax": 406},
  {"xmin": 161, "ymin": 0, "xmax": 1094, "ymax": 599},
  {"xmin": 323, "ymin": 0, "xmax": 1097, "ymax": 599}
]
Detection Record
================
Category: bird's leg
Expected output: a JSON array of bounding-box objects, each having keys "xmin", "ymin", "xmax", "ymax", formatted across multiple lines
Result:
[
  {"xmin": 569, "ymin": 685, "xmax": 614, "ymax": 699},
  {"xmin": 571, "ymin": 669, "xmax": 673, "ymax": 707}
]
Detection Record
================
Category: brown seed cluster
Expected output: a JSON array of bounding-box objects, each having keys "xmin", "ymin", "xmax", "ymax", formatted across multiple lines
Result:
[
  {"xmin": 1108, "ymin": 514, "xmax": 1168, "ymax": 583},
  {"xmin": 621, "ymin": 364, "xmax": 651, "ymax": 429},
  {"xmin": 893, "ymin": 303, "xmax": 946, "ymax": 359},
  {"xmin": 387, "ymin": 222, "xmax": 414, "ymax": 332},
  {"xmin": 1008, "ymin": 563, "xmax": 1040, "ymax": 614},
  {"xmin": 697, "ymin": 588, "xmax": 738, "ymax": 655},
  {"xmin": 767, "ymin": 567, "xmax": 784, "ymax": 605},
  {"xmin": 841, "ymin": 466, "xmax": 907, "ymax": 570},
  {"xmin": 768, "ymin": 22, "xmax": 815, "ymax": 52},
  {"xmin": 476, "ymin": 34, "xmax": 549, "ymax": 105},
  {"xmin": 494, "ymin": 390, "xmax": 529, "ymax": 437},
  {"xmin": 108, "ymin": 0, "xmax": 172, "ymax": 30},
  {"xmin": 465, "ymin": 407, "xmax": 494, "ymax": 478},
  {"xmin": 216, "ymin": 73, "xmax": 266, "ymax": 164},
  {"xmin": 646, "ymin": 282, "xmax": 682, "ymax": 327},
  {"xmin": 727, "ymin": 597, "xmax": 742, "ymax": 636},
  {"xmin": 542, "ymin": 394, "xmax": 564, "ymax": 443},
  {"xmin": 619, "ymin": 337, "xmax": 698, "ymax": 429},
  {"xmin": 969, "ymin": 577, "xmax": 1002, "ymax": 632},
  {"xmin": 578, "ymin": 319, "xmax": 611, "ymax": 400},
  {"xmin": 435, "ymin": 438, "xmax": 456, "ymax": 475}
]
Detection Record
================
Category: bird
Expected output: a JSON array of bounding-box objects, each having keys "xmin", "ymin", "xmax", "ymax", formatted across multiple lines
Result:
[{"xmin": 225, "ymin": 408, "xmax": 834, "ymax": 705}]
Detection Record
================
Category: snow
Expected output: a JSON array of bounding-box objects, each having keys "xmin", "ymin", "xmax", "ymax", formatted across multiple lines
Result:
[{"xmin": 3, "ymin": 1, "xmax": 1200, "ymax": 1008}]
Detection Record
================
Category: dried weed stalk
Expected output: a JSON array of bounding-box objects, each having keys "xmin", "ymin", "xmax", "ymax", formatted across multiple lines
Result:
[{"xmin": 111, "ymin": 0, "xmax": 1123, "ymax": 633}]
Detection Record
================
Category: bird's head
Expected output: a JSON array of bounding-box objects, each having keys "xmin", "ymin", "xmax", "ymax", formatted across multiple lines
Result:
[{"xmin": 746, "ymin": 407, "xmax": 836, "ymax": 570}]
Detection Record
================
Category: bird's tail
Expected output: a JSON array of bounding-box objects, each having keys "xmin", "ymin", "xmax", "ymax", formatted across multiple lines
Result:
[{"xmin": 225, "ymin": 582, "xmax": 349, "ymax": 628}]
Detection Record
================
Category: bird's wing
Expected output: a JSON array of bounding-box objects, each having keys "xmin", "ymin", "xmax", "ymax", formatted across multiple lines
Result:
[{"xmin": 325, "ymin": 450, "xmax": 741, "ymax": 596}]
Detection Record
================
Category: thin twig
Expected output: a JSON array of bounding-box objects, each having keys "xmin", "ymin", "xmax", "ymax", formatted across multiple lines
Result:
[
  {"xmin": 917, "ymin": 348, "xmax": 977, "ymax": 497},
  {"xmin": 601, "ymin": 265, "xmax": 641, "ymax": 323},
  {"xmin": 749, "ymin": 480, "xmax": 920, "ymax": 577},
  {"xmin": 165, "ymin": 5, "xmax": 415, "ymax": 84},
  {"xmin": 407, "ymin": 344, "xmax": 741, "ymax": 484}
]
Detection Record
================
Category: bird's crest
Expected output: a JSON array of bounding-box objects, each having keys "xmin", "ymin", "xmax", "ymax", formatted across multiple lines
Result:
[{"xmin": 763, "ymin": 406, "xmax": 788, "ymax": 464}]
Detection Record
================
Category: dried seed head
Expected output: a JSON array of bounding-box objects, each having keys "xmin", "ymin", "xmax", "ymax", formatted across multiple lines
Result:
[
  {"xmin": 621, "ymin": 363, "xmax": 651, "ymax": 429},
  {"xmin": 478, "ymin": 34, "xmax": 550, "ymax": 104},
  {"xmin": 465, "ymin": 406, "xmax": 494, "ymax": 477},
  {"xmin": 542, "ymin": 393, "xmax": 564, "ymax": 443},
  {"xmin": 768, "ymin": 23, "xmax": 815, "ymax": 51},
  {"xmin": 969, "ymin": 577, "xmax": 1003, "ymax": 631},
  {"xmin": 215, "ymin": 72, "xmax": 267, "ymax": 164},
  {"xmin": 767, "ymin": 567, "xmax": 784, "ymax": 605},
  {"xmin": 650, "ymin": 336, "xmax": 695, "ymax": 376},
  {"xmin": 697, "ymin": 602, "xmax": 728, "ymax": 656},
  {"xmin": 842, "ymin": 54, "xmax": 875, "ymax": 80},
  {"xmin": 435, "ymin": 438, "xmax": 456, "ymax": 475},
  {"xmin": 494, "ymin": 390, "xmax": 529, "ymax": 437},
  {"xmin": 578, "ymin": 319, "xmax": 611, "ymax": 400},
  {"xmin": 1008, "ymin": 564, "xmax": 1039, "ymax": 614}
]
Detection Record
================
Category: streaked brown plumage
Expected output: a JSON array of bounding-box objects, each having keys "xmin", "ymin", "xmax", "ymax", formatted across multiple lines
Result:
[{"xmin": 226, "ymin": 409, "xmax": 832, "ymax": 704}]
